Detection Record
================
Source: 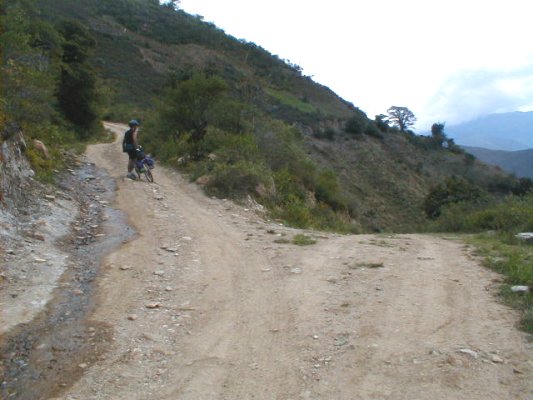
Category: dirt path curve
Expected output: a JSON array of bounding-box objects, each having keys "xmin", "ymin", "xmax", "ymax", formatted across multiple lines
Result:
[{"xmin": 60, "ymin": 122, "xmax": 531, "ymax": 400}]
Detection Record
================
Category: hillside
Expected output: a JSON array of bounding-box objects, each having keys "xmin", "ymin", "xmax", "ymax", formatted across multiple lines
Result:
[
  {"xmin": 446, "ymin": 111, "xmax": 533, "ymax": 151},
  {"xmin": 463, "ymin": 146, "xmax": 533, "ymax": 178},
  {"xmin": 37, "ymin": 0, "xmax": 355, "ymax": 126},
  {"xmin": 2, "ymin": 0, "xmax": 526, "ymax": 233}
]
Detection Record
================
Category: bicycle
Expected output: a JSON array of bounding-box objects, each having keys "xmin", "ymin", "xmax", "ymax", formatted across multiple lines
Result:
[{"xmin": 134, "ymin": 147, "xmax": 155, "ymax": 182}]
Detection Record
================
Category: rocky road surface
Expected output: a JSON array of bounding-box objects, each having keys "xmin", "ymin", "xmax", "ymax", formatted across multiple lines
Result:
[{"xmin": 2, "ymin": 122, "xmax": 532, "ymax": 399}]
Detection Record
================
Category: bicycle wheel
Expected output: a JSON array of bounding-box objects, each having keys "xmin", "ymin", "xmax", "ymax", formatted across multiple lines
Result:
[{"xmin": 143, "ymin": 166, "xmax": 154, "ymax": 183}]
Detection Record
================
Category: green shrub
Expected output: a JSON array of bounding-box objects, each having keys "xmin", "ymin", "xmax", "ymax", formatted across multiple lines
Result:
[
  {"xmin": 433, "ymin": 194, "xmax": 533, "ymax": 233},
  {"xmin": 204, "ymin": 160, "xmax": 269, "ymax": 199},
  {"xmin": 424, "ymin": 177, "xmax": 485, "ymax": 218},
  {"xmin": 292, "ymin": 234, "xmax": 317, "ymax": 246}
]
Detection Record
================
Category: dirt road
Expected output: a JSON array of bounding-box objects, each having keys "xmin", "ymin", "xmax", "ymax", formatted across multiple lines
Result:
[{"xmin": 59, "ymin": 123, "xmax": 531, "ymax": 399}]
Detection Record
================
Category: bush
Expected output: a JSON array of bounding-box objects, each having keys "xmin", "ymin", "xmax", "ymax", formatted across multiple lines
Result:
[
  {"xmin": 204, "ymin": 160, "xmax": 269, "ymax": 199},
  {"xmin": 344, "ymin": 115, "xmax": 365, "ymax": 135},
  {"xmin": 432, "ymin": 194, "xmax": 533, "ymax": 233},
  {"xmin": 424, "ymin": 177, "xmax": 485, "ymax": 218}
]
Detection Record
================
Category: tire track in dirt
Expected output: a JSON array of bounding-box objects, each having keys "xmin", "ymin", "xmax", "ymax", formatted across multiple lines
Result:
[{"xmin": 59, "ymin": 123, "xmax": 531, "ymax": 400}]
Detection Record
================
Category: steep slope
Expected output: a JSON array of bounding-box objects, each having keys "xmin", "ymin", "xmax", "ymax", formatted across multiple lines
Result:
[
  {"xmin": 26, "ymin": 0, "xmax": 521, "ymax": 232},
  {"xmin": 463, "ymin": 146, "xmax": 533, "ymax": 178},
  {"xmin": 37, "ymin": 0, "xmax": 355, "ymax": 125},
  {"xmin": 305, "ymin": 132, "xmax": 510, "ymax": 231}
]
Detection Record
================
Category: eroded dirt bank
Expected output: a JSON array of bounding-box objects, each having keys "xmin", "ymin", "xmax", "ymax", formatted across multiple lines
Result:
[
  {"xmin": 3, "ymin": 122, "xmax": 533, "ymax": 399},
  {"xmin": 1, "ymin": 151, "xmax": 134, "ymax": 399}
]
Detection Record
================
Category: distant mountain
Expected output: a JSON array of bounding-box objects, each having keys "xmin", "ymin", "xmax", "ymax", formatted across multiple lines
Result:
[
  {"xmin": 446, "ymin": 112, "xmax": 533, "ymax": 151},
  {"xmin": 463, "ymin": 146, "xmax": 533, "ymax": 178}
]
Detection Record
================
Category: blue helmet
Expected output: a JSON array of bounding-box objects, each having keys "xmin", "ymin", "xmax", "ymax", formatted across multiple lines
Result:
[{"xmin": 129, "ymin": 119, "xmax": 140, "ymax": 127}]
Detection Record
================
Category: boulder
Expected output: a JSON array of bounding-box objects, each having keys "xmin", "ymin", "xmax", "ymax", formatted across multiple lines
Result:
[{"xmin": 32, "ymin": 139, "xmax": 49, "ymax": 159}]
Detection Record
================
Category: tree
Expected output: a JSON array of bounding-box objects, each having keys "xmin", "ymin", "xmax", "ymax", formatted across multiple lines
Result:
[
  {"xmin": 430, "ymin": 122, "xmax": 447, "ymax": 146},
  {"xmin": 374, "ymin": 114, "xmax": 389, "ymax": 131},
  {"xmin": 162, "ymin": 0, "xmax": 180, "ymax": 9},
  {"xmin": 56, "ymin": 20, "xmax": 99, "ymax": 134},
  {"xmin": 386, "ymin": 106, "xmax": 416, "ymax": 132},
  {"xmin": 159, "ymin": 73, "xmax": 229, "ymax": 144},
  {"xmin": 424, "ymin": 177, "xmax": 484, "ymax": 218}
]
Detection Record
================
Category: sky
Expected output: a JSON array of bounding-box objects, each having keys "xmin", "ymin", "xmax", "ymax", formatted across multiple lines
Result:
[{"xmin": 177, "ymin": 0, "xmax": 533, "ymax": 131}]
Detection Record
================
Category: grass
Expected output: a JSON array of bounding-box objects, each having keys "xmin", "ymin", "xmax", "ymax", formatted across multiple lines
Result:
[
  {"xmin": 348, "ymin": 262, "xmax": 384, "ymax": 269},
  {"xmin": 467, "ymin": 233, "xmax": 533, "ymax": 336},
  {"xmin": 265, "ymin": 87, "xmax": 317, "ymax": 114},
  {"xmin": 292, "ymin": 234, "xmax": 317, "ymax": 246}
]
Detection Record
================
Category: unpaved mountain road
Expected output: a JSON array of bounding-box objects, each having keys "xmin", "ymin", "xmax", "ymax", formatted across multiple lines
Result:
[{"xmin": 60, "ymin": 122, "xmax": 531, "ymax": 399}]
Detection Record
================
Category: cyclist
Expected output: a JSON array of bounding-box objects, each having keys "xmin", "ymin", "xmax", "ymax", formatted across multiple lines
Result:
[{"xmin": 123, "ymin": 119, "xmax": 140, "ymax": 180}]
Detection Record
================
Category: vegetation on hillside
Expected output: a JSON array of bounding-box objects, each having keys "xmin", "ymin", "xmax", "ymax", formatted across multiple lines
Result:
[
  {"xmin": 1, "ymin": 0, "xmax": 105, "ymax": 181},
  {"xmin": 3, "ymin": 0, "xmax": 531, "ymax": 235}
]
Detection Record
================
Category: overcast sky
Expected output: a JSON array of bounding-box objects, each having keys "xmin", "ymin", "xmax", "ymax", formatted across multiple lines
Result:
[{"xmin": 178, "ymin": 0, "xmax": 533, "ymax": 131}]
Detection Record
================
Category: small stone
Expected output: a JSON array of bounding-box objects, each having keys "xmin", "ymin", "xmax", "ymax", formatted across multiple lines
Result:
[
  {"xmin": 34, "ymin": 258, "xmax": 47, "ymax": 263},
  {"xmin": 510, "ymin": 286, "xmax": 529, "ymax": 293},
  {"xmin": 153, "ymin": 270, "xmax": 165, "ymax": 276},
  {"xmin": 290, "ymin": 268, "xmax": 302, "ymax": 274},
  {"xmin": 72, "ymin": 289, "xmax": 83, "ymax": 295},
  {"xmin": 165, "ymin": 286, "xmax": 173, "ymax": 291},
  {"xmin": 128, "ymin": 314, "xmax": 138, "ymax": 321},
  {"xmin": 146, "ymin": 302, "xmax": 161, "ymax": 309},
  {"xmin": 119, "ymin": 265, "xmax": 132, "ymax": 270},
  {"xmin": 458, "ymin": 348, "xmax": 478, "ymax": 358},
  {"xmin": 32, "ymin": 233, "xmax": 45, "ymax": 241},
  {"xmin": 513, "ymin": 368, "xmax": 524, "ymax": 374},
  {"xmin": 78, "ymin": 363, "xmax": 88, "ymax": 369},
  {"xmin": 491, "ymin": 355, "xmax": 504, "ymax": 364},
  {"xmin": 44, "ymin": 195, "xmax": 56, "ymax": 201}
]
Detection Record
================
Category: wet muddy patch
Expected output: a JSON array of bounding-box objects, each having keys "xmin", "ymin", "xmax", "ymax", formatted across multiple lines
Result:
[{"xmin": 1, "ymin": 159, "xmax": 134, "ymax": 400}]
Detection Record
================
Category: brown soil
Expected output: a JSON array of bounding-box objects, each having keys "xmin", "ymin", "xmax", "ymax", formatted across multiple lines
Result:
[{"xmin": 13, "ymin": 123, "xmax": 533, "ymax": 399}]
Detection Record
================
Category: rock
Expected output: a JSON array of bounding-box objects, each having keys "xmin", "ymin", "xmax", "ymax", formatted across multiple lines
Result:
[
  {"xmin": 119, "ymin": 265, "xmax": 132, "ymax": 270},
  {"xmin": 458, "ymin": 348, "xmax": 478, "ymax": 358},
  {"xmin": 290, "ymin": 267, "xmax": 302, "ymax": 274},
  {"xmin": 33, "ymin": 139, "xmax": 50, "ymax": 159},
  {"xmin": 33, "ymin": 258, "xmax": 47, "ymax": 263},
  {"xmin": 146, "ymin": 302, "xmax": 161, "ymax": 309},
  {"xmin": 491, "ymin": 355, "xmax": 504, "ymax": 363},
  {"xmin": 334, "ymin": 336, "xmax": 349, "ymax": 347},
  {"xmin": 32, "ymin": 232, "xmax": 45, "ymax": 241},
  {"xmin": 128, "ymin": 314, "xmax": 138, "ymax": 321},
  {"xmin": 195, "ymin": 175, "xmax": 211, "ymax": 185},
  {"xmin": 44, "ymin": 195, "xmax": 56, "ymax": 201},
  {"xmin": 78, "ymin": 363, "xmax": 88, "ymax": 369},
  {"xmin": 510, "ymin": 286, "xmax": 529, "ymax": 293},
  {"xmin": 515, "ymin": 232, "xmax": 533, "ymax": 241},
  {"xmin": 153, "ymin": 270, "xmax": 165, "ymax": 276}
]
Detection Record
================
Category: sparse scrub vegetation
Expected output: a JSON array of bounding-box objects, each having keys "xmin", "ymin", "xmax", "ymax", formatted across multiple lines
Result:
[
  {"xmin": 292, "ymin": 234, "xmax": 317, "ymax": 246},
  {"xmin": 467, "ymin": 232, "xmax": 533, "ymax": 334}
]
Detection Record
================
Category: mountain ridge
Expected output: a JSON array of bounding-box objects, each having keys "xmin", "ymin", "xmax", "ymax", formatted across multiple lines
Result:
[
  {"xmin": 446, "ymin": 111, "xmax": 533, "ymax": 151},
  {"xmin": 462, "ymin": 146, "xmax": 533, "ymax": 178}
]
